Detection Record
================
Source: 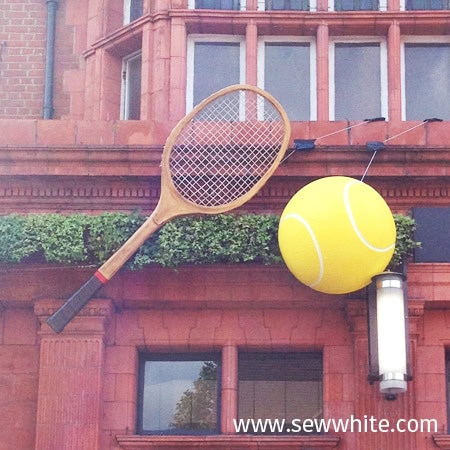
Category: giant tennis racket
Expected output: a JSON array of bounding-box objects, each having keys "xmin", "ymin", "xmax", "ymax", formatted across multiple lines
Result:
[{"xmin": 47, "ymin": 84, "xmax": 291, "ymax": 333}]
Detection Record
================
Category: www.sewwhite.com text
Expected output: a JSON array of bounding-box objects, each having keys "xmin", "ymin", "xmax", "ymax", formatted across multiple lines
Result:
[{"xmin": 233, "ymin": 415, "xmax": 438, "ymax": 434}]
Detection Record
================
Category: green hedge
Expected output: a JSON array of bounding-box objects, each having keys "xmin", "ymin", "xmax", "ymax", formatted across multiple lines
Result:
[{"xmin": 0, "ymin": 212, "xmax": 418, "ymax": 269}]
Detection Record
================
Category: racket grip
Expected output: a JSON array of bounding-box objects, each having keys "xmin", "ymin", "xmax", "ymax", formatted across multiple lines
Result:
[{"xmin": 46, "ymin": 273, "xmax": 105, "ymax": 333}]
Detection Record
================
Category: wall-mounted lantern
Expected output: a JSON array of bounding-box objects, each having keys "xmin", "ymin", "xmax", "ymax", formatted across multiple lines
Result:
[{"xmin": 367, "ymin": 272, "xmax": 412, "ymax": 400}]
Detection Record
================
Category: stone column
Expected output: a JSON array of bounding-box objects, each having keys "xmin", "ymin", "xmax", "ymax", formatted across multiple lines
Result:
[
  {"xmin": 316, "ymin": 23, "xmax": 329, "ymax": 121},
  {"xmin": 388, "ymin": 21, "xmax": 402, "ymax": 123},
  {"xmin": 34, "ymin": 299, "xmax": 113, "ymax": 450},
  {"xmin": 221, "ymin": 343, "xmax": 238, "ymax": 434}
]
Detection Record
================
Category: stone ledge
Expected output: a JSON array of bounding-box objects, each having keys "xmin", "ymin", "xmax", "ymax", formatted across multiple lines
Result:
[
  {"xmin": 115, "ymin": 434, "xmax": 340, "ymax": 450},
  {"xmin": 433, "ymin": 435, "xmax": 450, "ymax": 449}
]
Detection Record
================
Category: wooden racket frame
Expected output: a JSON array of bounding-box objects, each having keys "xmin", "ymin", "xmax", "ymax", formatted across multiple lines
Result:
[
  {"xmin": 99, "ymin": 84, "xmax": 290, "ymax": 280},
  {"xmin": 47, "ymin": 84, "xmax": 290, "ymax": 332}
]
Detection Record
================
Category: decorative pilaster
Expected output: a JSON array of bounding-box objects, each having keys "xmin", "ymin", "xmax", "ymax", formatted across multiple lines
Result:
[
  {"xmin": 316, "ymin": 23, "xmax": 329, "ymax": 121},
  {"xmin": 245, "ymin": 20, "xmax": 258, "ymax": 86},
  {"xmin": 34, "ymin": 299, "xmax": 113, "ymax": 450},
  {"xmin": 345, "ymin": 297, "xmax": 424, "ymax": 449},
  {"xmin": 388, "ymin": 21, "xmax": 402, "ymax": 123},
  {"xmin": 221, "ymin": 343, "xmax": 238, "ymax": 434}
]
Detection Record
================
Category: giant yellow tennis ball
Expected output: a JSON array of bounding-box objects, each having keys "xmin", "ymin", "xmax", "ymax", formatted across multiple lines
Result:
[{"xmin": 278, "ymin": 176, "xmax": 396, "ymax": 294}]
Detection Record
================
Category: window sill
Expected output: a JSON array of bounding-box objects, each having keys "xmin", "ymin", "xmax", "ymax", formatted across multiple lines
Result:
[
  {"xmin": 433, "ymin": 435, "xmax": 450, "ymax": 449},
  {"xmin": 116, "ymin": 435, "xmax": 340, "ymax": 449}
]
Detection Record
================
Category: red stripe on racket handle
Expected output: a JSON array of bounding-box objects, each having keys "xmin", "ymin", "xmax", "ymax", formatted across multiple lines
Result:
[
  {"xmin": 95, "ymin": 270, "xmax": 109, "ymax": 284},
  {"xmin": 46, "ymin": 274, "xmax": 106, "ymax": 333}
]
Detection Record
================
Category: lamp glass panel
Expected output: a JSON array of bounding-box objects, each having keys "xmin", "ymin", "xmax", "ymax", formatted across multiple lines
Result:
[{"xmin": 376, "ymin": 284, "xmax": 407, "ymax": 377}]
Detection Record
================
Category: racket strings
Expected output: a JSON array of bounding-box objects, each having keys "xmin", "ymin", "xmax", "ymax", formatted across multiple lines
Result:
[{"xmin": 169, "ymin": 90, "xmax": 285, "ymax": 207}]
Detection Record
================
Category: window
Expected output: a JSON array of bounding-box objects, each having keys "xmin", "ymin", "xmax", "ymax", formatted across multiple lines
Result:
[
  {"xmin": 121, "ymin": 51, "xmax": 141, "ymax": 120},
  {"xmin": 258, "ymin": 39, "xmax": 316, "ymax": 121},
  {"xmin": 402, "ymin": 40, "xmax": 450, "ymax": 121},
  {"xmin": 187, "ymin": 37, "xmax": 245, "ymax": 111},
  {"xmin": 334, "ymin": 0, "xmax": 380, "ymax": 10},
  {"xmin": 413, "ymin": 207, "xmax": 450, "ymax": 263},
  {"xmin": 265, "ymin": 0, "xmax": 310, "ymax": 10},
  {"xmin": 189, "ymin": 0, "xmax": 244, "ymax": 8},
  {"xmin": 123, "ymin": 0, "xmax": 143, "ymax": 24},
  {"xmin": 197, "ymin": 0, "xmax": 239, "ymax": 8},
  {"xmin": 138, "ymin": 353, "xmax": 221, "ymax": 435},
  {"xmin": 404, "ymin": 0, "xmax": 449, "ymax": 9},
  {"xmin": 330, "ymin": 40, "xmax": 387, "ymax": 121},
  {"xmin": 238, "ymin": 352, "xmax": 323, "ymax": 433}
]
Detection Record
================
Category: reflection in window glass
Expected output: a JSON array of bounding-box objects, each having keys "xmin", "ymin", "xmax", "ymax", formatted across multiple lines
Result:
[
  {"xmin": 238, "ymin": 352, "xmax": 323, "ymax": 434},
  {"xmin": 404, "ymin": 44, "xmax": 450, "ymax": 120},
  {"xmin": 193, "ymin": 42, "xmax": 241, "ymax": 107},
  {"xmin": 334, "ymin": 43, "xmax": 381, "ymax": 120},
  {"xmin": 264, "ymin": 43, "xmax": 311, "ymax": 121},
  {"xmin": 139, "ymin": 354, "xmax": 220, "ymax": 434}
]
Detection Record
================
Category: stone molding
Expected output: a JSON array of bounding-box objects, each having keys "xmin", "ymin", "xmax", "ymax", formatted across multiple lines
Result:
[{"xmin": 115, "ymin": 435, "xmax": 340, "ymax": 449}]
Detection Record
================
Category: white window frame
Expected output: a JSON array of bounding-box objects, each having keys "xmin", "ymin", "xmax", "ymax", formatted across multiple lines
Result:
[
  {"xmin": 257, "ymin": 0, "xmax": 318, "ymax": 11},
  {"xmin": 124, "ymin": 0, "xmax": 132, "ymax": 24},
  {"xmin": 257, "ymin": 36, "xmax": 317, "ymax": 121},
  {"xmin": 329, "ymin": 37, "xmax": 388, "ymax": 121},
  {"xmin": 186, "ymin": 35, "xmax": 246, "ymax": 113},
  {"xmin": 120, "ymin": 50, "xmax": 142, "ymax": 120},
  {"xmin": 188, "ymin": 0, "xmax": 247, "ymax": 9},
  {"xmin": 400, "ymin": 35, "xmax": 450, "ymax": 121}
]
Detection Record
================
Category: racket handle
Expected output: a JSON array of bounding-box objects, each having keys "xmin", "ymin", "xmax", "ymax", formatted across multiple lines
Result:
[{"xmin": 46, "ymin": 273, "xmax": 105, "ymax": 333}]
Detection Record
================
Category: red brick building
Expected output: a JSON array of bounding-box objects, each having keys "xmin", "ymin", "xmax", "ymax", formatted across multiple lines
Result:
[{"xmin": 0, "ymin": 1, "xmax": 449, "ymax": 449}]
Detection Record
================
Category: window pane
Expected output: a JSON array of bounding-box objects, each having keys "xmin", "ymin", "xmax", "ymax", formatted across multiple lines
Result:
[
  {"xmin": 139, "ymin": 355, "xmax": 220, "ymax": 434},
  {"xmin": 238, "ymin": 352, "xmax": 323, "ymax": 433},
  {"xmin": 267, "ymin": 0, "xmax": 309, "ymax": 9},
  {"xmin": 265, "ymin": 43, "xmax": 311, "ymax": 121},
  {"xmin": 195, "ymin": 0, "xmax": 240, "ymax": 9},
  {"xmin": 405, "ymin": 0, "xmax": 449, "ymax": 8},
  {"xmin": 413, "ymin": 207, "xmax": 450, "ymax": 262},
  {"xmin": 404, "ymin": 44, "xmax": 450, "ymax": 120},
  {"xmin": 334, "ymin": 43, "xmax": 381, "ymax": 120},
  {"xmin": 130, "ymin": 0, "xmax": 143, "ymax": 21},
  {"xmin": 335, "ymin": 0, "xmax": 378, "ymax": 9},
  {"xmin": 193, "ymin": 42, "xmax": 241, "ymax": 107}
]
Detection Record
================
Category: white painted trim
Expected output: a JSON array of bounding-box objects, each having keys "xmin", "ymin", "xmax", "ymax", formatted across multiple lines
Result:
[
  {"xmin": 328, "ymin": 37, "xmax": 388, "ymax": 121},
  {"xmin": 186, "ymin": 35, "xmax": 246, "ymax": 113},
  {"xmin": 123, "ymin": 0, "xmax": 131, "ymax": 24}
]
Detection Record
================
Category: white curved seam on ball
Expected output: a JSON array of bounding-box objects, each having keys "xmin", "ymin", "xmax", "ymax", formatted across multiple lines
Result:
[
  {"xmin": 281, "ymin": 213, "xmax": 324, "ymax": 287},
  {"xmin": 344, "ymin": 180, "xmax": 395, "ymax": 253}
]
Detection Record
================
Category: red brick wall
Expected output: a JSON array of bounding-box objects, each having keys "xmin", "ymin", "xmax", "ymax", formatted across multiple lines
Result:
[
  {"xmin": 0, "ymin": 309, "xmax": 39, "ymax": 450},
  {"xmin": 0, "ymin": 0, "xmax": 46, "ymax": 119},
  {"xmin": 0, "ymin": 0, "xmax": 85, "ymax": 120}
]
